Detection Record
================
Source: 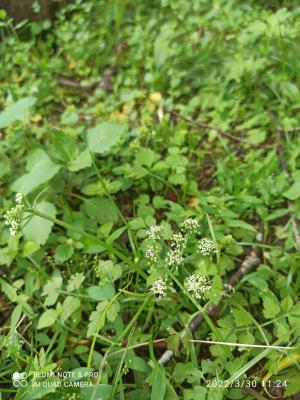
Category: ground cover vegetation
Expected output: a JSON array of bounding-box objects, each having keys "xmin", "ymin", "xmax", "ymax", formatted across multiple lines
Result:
[{"xmin": 0, "ymin": 1, "xmax": 300, "ymax": 399}]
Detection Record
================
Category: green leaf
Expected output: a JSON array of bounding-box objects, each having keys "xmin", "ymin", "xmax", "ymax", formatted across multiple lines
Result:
[
  {"xmin": 135, "ymin": 148, "xmax": 158, "ymax": 167},
  {"xmin": 11, "ymin": 304, "xmax": 22, "ymax": 327},
  {"xmin": 67, "ymin": 272, "xmax": 85, "ymax": 292},
  {"xmin": 23, "ymin": 377, "xmax": 60, "ymax": 399},
  {"xmin": 61, "ymin": 296, "xmax": 81, "ymax": 322},
  {"xmin": 86, "ymin": 284, "xmax": 115, "ymax": 301},
  {"xmin": 54, "ymin": 244, "xmax": 74, "ymax": 264},
  {"xmin": 266, "ymin": 208, "xmax": 289, "ymax": 221},
  {"xmin": 247, "ymin": 129, "xmax": 266, "ymax": 144},
  {"xmin": 0, "ymin": 278, "xmax": 18, "ymax": 302},
  {"xmin": 68, "ymin": 148, "xmax": 92, "ymax": 171},
  {"xmin": 262, "ymin": 291, "xmax": 281, "ymax": 319},
  {"xmin": 173, "ymin": 363, "xmax": 202, "ymax": 384},
  {"xmin": 42, "ymin": 273, "xmax": 62, "ymax": 306},
  {"xmin": 232, "ymin": 307, "xmax": 253, "ymax": 327},
  {"xmin": 226, "ymin": 219, "xmax": 256, "ymax": 232},
  {"xmin": 151, "ymin": 366, "xmax": 166, "ymax": 400},
  {"xmin": 11, "ymin": 149, "xmax": 60, "ymax": 195},
  {"xmin": 22, "ymin": 241, "xmax": 40, "ymax": 257},
  {"xmin": 87, "ymin": 122, "xmax": 127, "ymax": 154},
  {"xmin": 83, "ymin": 198, "xmax": 119, "ymax": 224},
  {"xmin": 95, "ymin": 260, "xmax": 122, "ymax": 283},
  {"xmin": 106, "ymin": 301, "xmax": 120, "ymax": 322},
  {"xmin": 0, "ymin": 96, "xmax": 36, "ymax": 128},
  {"xmin": 127, "ymin": 355, "xmax": 151, "ymax": 373},
  {"xmin": 81, "ymin": 384, "xmax": 112, "ymax": 400},
  {"xmin": 23, "ymin": 201, "xmax": 56, "ymax": 245},
  {"xmin": 283, "ymin": 182, "xmax": 300, "ymax": 200},
  {"xmin": 37, "ymin": 309, "xmax": 57, "ymax": 329},
  {"xmin": 87, "ymin": 301, "xmax": 108, "ymax": 337}
]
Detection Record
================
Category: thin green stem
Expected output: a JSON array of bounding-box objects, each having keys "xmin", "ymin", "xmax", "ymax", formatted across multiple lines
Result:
[
  {"xmin": 166, "ymin": 269, "xmax": 233, "ymax": 359},
  {"xmin": 29, "ymin": 207, "xmax": 147, "ymax": 279},
  {"xmin": 90, "ymin": 151, "xmax": 138, "ymax": 258}
]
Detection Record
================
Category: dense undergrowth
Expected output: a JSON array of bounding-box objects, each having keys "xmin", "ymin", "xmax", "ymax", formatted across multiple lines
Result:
[{"xmin": 0, "ymin": 1, "xmax": 300, "ymax": 399}]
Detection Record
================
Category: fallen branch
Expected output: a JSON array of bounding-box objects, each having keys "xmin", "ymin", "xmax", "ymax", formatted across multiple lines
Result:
[
  {"xmin": 164, "ymin": 108, "xmax": 273, "ymax": 148},
  {"xmin": 158, "ymin": 233, "xmax": 262, "ymax": 365}
]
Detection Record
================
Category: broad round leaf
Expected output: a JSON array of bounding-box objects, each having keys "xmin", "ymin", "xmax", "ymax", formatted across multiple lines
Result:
[{"xmin": 87, "ymin": 122, "xmax": 126, "ymax": 154}]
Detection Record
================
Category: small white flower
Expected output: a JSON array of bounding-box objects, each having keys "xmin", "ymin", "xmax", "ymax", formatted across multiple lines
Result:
[
  {"xmin": 144, "ymin": 245, "xmax": 158, "ymax": 263},
  {"xmin": 185, "ymin": 274, "xmax": 211, "ymax": 299},
  {"xmin": 4, "ymin": 204, "xmax": 24, "ymax": 236},
  {"xmin": 181, "ymin": 217, "xmax": 199, "ymax": 233},
  {"xmin": 15, "ymin": 193, "xmax": 24, "ymax": 204},
  {"xmin": 170, "ymin": 232, "xmax": 186, "ymax": 250},
  {"xmin": 198, "ymin": 238, "xmax": 216, "ymax": 256},
  {"xmin": 151, "ymin": 278, "xmax": 168, "ymax": 298},
  {"xmin": 146, "ymin": 225, "xmax": 162, "ymax": 240},
  {"xmin": 166, "ymin": 248, "xmax": 184, "ymax": 266}
]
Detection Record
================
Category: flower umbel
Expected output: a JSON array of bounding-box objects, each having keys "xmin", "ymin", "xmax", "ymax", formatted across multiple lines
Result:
[
  {"xmin": 198, "ymin": 238, "xmax": 216, "ymax": 256},
  {"xmin": 15, "ymin": 193, "xmax": 24, "ymax": 204},
  {"xmin": 4, "ymin": 204, "xmax": 24, "ymax": 235},
  {"xmin": 144, "ymin": 245, "xmax": 158, "ymax": 263},
  {"xmin": 151, "ymin": 278, "xmax": 168, "ymax": 298},
  {"xmin": 170, "ymin": 232, "xmax": 186, "ymax": 250},
  {"xmin": 185, "ymin": 274, "xmax": 211, "ymax": 299},
  {"xmin": 180, "ymin": 217, "xmax": 199, "ymax": 233},
  {"xmin": 146, "ymin": 225, "xmax": 162, "ymax": 240},
  {"xmin": 166, "ymin": 248, "xmax": 184, "ymax": 267}
]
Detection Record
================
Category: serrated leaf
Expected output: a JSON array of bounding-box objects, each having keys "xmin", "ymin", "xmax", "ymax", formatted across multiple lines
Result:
[
  {"xmin": 0, "ymin": 96, "xmax": 36, "ymax": 128},
  {"xmin": 262, "ymin": 291, "xmax": 281, "ymax": 319},
  {"xmin": 67, "ymin": 272, "xmax": 85, "ymax": 292},
  {"xmin": 37, "ymin": 309, "xmax": 57, "ymax": 329},
  {"xmin": 42, "ymin": 274, "xmax": 63, "ymax": 306},
  {"xmin": 23, "ymin": 201, "xmax": 56, "ymax": 245},
  {"xmin": 87, "ymin": 122, "xmax": 126, "ymax": 154},
  {"xmin": 95, "ymin": 260, "xmax": 122, "ymax": 283},
  {"xmin": 232, "ymin": 307, "xmax": 253, "ymax": 327},
  {"xmin": 87, "ymin": 301, "xmax": 108, "ymax": 337},
  {"xmin": 106, "ymin": 301, "xmax": 120, "ymax": 322},
  {"xmin": 54, "ymin": 244, "xmax": 74, "ymax": 264},
  {"xmin": 61, "ymin": 296, "xmax": 81, "ymax": 322}
]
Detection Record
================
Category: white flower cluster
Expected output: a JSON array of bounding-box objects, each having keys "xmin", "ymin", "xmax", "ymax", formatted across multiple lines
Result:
[
  {"xmin": 198, "ymin": 238, "xmax": 216, "ymax": 256},
  {"xmin": 4, "ymin": 203, "xmax": 24, "ymax": 236},
  {"xmin": 166, "ymin": 248, "xmax": 184, "ymax": 266},
  {"xmin": 151, "ymin": 278, "xmax": 168, "ymax": 298},
  {"xmin": 170, "ymin": 232, "xmax": 186, "ymax": 250},
  {"xmin": 15, "ymin": 193, "xmax": 24, "ymax": 204},
  {"xmin": 144, "ymin": 245, "xmax": 158, "ymax": 263},
  {"xmin": 185, "ymin": 274, "xmax": 211, "ymax": 299},
  {"xmin": 146, "ymin": 225, "xmax": 162, "ymax": 240},
  {"xmin": 180, "ymin": 217, "xmax": 199, "ymax": 233}
]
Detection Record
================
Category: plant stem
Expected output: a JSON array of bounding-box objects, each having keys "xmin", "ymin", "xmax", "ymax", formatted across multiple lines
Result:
[{"xmin": 29, "ymin": 207, "xmax": 147, "ymax": 279}]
